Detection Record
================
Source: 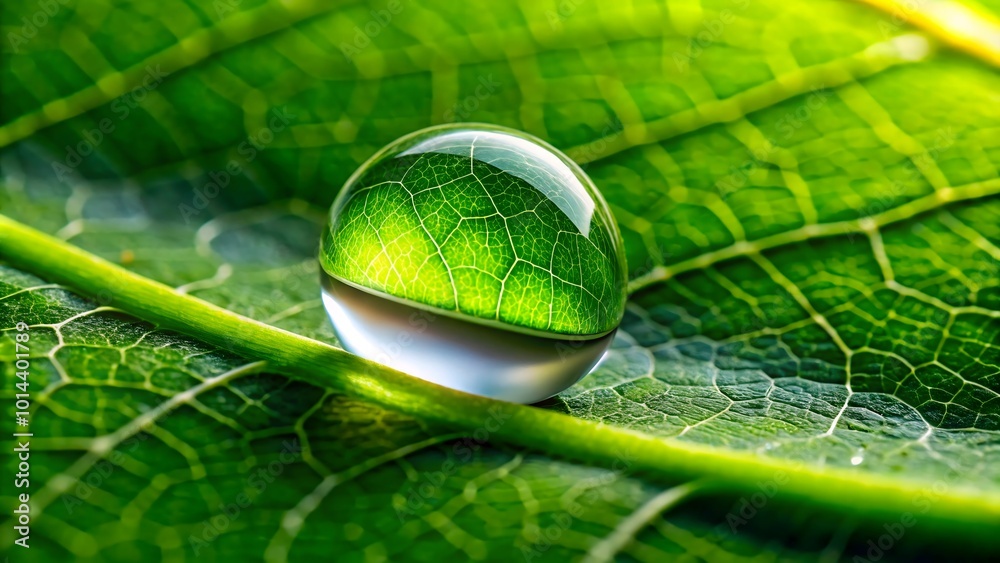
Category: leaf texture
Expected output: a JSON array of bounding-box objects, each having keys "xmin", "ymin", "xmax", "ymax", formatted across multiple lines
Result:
[{"xmin": 2, "ymin": 0, "xmax": 1000, "ymax": 560}]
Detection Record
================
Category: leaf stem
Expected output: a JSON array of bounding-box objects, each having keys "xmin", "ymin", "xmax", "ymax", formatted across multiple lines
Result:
[{"xmin": 1, "ymin": 212, "xmax": 998, "ymax": 533}]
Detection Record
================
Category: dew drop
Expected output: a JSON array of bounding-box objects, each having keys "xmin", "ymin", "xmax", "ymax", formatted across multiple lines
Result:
[
  {"xmin": 850, "ymin": 452, "xmax": 865, "ymax": 466},
  {"xmin": 320, "ymin": 124, "xmax": 627, "ymax": 403}
]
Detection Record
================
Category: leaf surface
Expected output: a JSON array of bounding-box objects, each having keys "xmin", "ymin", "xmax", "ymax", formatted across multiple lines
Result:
[{"xmin": 2, "ymin": 0, "xmax": 1000, "ymax": 560}]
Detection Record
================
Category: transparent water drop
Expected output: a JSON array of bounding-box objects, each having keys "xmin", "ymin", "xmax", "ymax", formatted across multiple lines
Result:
[
  {"xmin": 322, "ymin": 274, "xmax": 616, "ymax": 403},
  {"xmin": 850, "ymin": 451, "xmax": 865, "ymax": 466},
  {"xmin": 320, "ymin": 123, "xmax": 627, "ymax": 403}
]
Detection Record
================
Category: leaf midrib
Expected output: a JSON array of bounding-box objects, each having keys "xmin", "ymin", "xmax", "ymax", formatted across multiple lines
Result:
[{"xmin": 2, "ymin": 212, "xmax": 999, "ymax": 532}]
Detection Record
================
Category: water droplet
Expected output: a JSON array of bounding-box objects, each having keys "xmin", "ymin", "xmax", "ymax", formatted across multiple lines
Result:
[
  {"xmin": 322, "ymin": 274, "xmax": 615, "ymax": 402},
  {"xmin": 320, "ymin": 124, "xmax": 627, "ymax": 403},
  {"xmin": 850, "ymin": 452, "xmax": 865, "ymax": 466}
]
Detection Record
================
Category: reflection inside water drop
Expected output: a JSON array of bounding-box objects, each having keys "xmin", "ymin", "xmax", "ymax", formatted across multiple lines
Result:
[{"xmin": 321, "ymin": 272, "xmax": 615, "ymax": 404}]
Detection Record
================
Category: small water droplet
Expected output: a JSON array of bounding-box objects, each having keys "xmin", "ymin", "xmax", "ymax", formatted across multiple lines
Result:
[
  {"xmin": 320, "ymin": 124, "xmax": 626, "ymax": 403},
  {"xmin": 850, "ymin": 453, "xmax": 864, "ymax": 466}
]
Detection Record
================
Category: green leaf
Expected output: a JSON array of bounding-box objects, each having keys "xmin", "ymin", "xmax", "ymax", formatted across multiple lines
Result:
[
  {"xmin": 2, "ymin": 260, "xmax": 997, "ymax": 562},
  {"xmin": 2, "ymin": 0, "xmax": 1000, "ymax": 561}
]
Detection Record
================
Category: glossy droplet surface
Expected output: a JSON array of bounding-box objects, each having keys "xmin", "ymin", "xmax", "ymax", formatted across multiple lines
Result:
[{"xmin": 320, "ymin": 124, "xmax": 627, "ymax": 403}]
